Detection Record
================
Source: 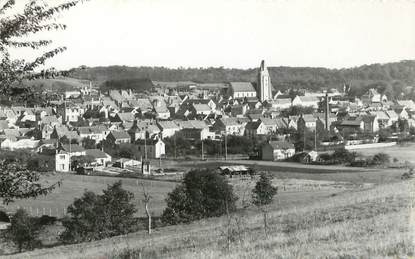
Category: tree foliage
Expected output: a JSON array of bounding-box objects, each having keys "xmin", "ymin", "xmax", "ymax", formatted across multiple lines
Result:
[
  {"xmin": 7, "ymin": 209, "xmax": 40, "ymax": 252},
  {"xmin": 69, "ymin": 61, "xmax": 415, "ymax": 101},
  {"xmin": 280, "ymin": 105, "xmax": 315, "ymax": 117},
  {"xmin": 252, "ymin": 172, "xmax": 278, "ymax": 206},
  {"xmin": 0, "ymin": 152, "xmax": 59, "ymax": 204},
  {"xmin": 161, "ymin": 169, "xmax": 237, "ymax": 225},
  {"xmin": 60, "ymin": 181, "xmax": 137, "ymax": 244},
  {"xmin": 0, "ymin": 0, "xmax": 86, "ymax": 92}
]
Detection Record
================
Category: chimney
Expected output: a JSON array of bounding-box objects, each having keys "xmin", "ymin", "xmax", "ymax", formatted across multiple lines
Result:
[{"xmin": 325, "ymin": 92, "xmax": 329, "ymax": 131}]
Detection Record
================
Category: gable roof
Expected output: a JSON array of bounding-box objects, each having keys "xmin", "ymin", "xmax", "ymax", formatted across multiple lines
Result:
[
  {"xmin": 61, "ymin": 144, "xmax": 85, "ymax": 153},
  {"xmin": 157, "ymin": 121, "xmax": 180, "ymax": 130},
  {"xmin": 110, "ymin": 130, "xmax": 130, "ymax": 140},
  {"xmin": 176, "ymin": 120, "xmax": 208, "ymax": 129},
  {"xmin": 229, "ymin": 82, "xmax": 256, "ymax": 93},
  {"xmin": 116, "ymin": 112, "xmax": 135, "ymax": 122},
  {"xmin": 266, "ymin": 141, "xmax": 295, "ymax": 150},
  {"xmin": 85, "ymin": 149, "xmax": 110, "ymax": 159}
]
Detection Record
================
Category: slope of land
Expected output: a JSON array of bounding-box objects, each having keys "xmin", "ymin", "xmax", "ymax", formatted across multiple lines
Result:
[
  {"xmin": 68, "ymin": 60, "xmax": 415, "ymax": 96},
  {"xmin": 9, "ymin": 178, "xmax": 414, "ymax": 259}
]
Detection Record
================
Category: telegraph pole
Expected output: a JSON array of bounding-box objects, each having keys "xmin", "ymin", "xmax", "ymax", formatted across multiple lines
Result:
[
  {"xmin": 144, "ymin": 136, "xmax": 147, "ymax": 160},
  {"xmin": 201, "ymin": 139, "xmax": 204, "ymax": 160},
  {"xmin": 303, "ymin": 127, "xmax": 306, "ymax": 152},
  {"xmin": 174, "ymin": 134, "xmax": 177, "ymax": 159},
  {"xmin": 224, "ymin": 133, "xmax": 228, "ymax": 160},
  {"xmin": 314, "ymin": 129, "xmax": 317, "ymax": 151}
]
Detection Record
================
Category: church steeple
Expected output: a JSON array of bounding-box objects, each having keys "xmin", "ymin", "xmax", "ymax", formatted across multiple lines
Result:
[{"xmin": 257, "ymin": 60, "xmax": 272, "ymax": 102}]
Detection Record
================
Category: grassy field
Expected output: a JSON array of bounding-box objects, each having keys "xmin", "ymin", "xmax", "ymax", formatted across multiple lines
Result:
[
  {"xmin": 355, "ymin": 142, "xmax": 415, "ymax": 164},
  {"xmin": 8, "ymin": 177, "xmax": 413, "ymax": 259},
  {"xmin": 2, "ymin": 173, "xmax": 177, "ymax": 218}
]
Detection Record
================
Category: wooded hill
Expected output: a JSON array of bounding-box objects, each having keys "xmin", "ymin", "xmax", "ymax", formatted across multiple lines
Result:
[{"xmin": 68, "ymin": 60, "xmax": 415, "ymax": 98}]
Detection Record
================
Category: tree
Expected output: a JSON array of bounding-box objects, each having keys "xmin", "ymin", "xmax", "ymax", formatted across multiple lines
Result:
[
  {"xmin": 7, "ymin": 209, "xmax": 39, "ymax": 252},
  {"xmin": 161, "ymin": 169, "xmax": 237, "ymax": 225},
  {"xmin": 0, "ymin": 0, "xmax": 86, "ymax": 92},
  {"xmin": 252, "ymin": 172, "xmax": 278, "ymax": 237},
  {"xmin": 117, "ymin": 143, "xmax": 141, "ymax": 159},
  {"xmin": 70, "ymin": 155, "xmax": 95, "ymax": 170},
  {"xmin": 280, "ymin": 105, "xmax": 315, "ymax": 117},
  {"xmin": 371, "ymin": 153, "xmax": 390, "ymax": 166},
  {"xmin": 60, "ymin": 181, "xmax": 137, "ymax": 244},
  {"xmin": 252, "ymin": 172, "xmax": 278, "ymax": 206},
  {"xmin": 141, "ymin": 184, "xmax": 152, "ymax": 235},
  {"xmin": 82, "ymin": 137, "xmax": 96, "ymax": 149},
  {"xmin": 0, "ymin": 158, "xmax": 59, "ymax": 204}
]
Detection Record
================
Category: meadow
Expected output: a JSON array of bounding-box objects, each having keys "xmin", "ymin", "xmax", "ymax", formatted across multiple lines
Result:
[
  {"xmin": 355, "ymin": 142, "xmax": 415, "ymax": 164},
  {"xmin": 2, "ymin": 174, "xmax": 177, "ymax": 218},
  {"xmin": 8, "ymin": 176, "xmax": 413, "ymax": 259}
]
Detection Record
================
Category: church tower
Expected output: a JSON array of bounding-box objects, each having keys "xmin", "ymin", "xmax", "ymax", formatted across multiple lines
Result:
[{"xmin": 257, "ymin": 60, "xmax": 272, "ymax": 102}]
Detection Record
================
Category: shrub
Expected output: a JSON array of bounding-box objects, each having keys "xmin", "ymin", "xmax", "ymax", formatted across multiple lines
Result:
[
  {"xmin": 371, "ymin": 153, "xmax": 390, "ymax": 166},
  {"xmin": 161, "ymin": 169, "xmax": 237, "ymax": 225},
  {"xmin": 60, "ymin": 181, "xmax": 137, "ymax": 244},
  {"xmin": 7, "ymin": 209, "xmax": 40, "ymax": 252},
  {"xmin": 252, "ymin": 172, "xmax": 278, "ymax": 206}
]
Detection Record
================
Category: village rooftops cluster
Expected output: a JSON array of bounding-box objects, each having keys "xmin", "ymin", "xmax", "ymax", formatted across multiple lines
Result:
[{"xmin": 0, "ymin": 61, "xmax": 414, "ymax": 169}]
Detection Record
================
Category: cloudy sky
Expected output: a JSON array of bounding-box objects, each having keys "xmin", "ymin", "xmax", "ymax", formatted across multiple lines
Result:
[{"xmin": 11, "ymin": 0, "xmax": 415, "ymax": 70}]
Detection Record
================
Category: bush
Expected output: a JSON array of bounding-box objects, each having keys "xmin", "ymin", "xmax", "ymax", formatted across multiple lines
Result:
[
  {"xmin": 7, "ymin": 209, "xmax": 40, "ymax": 252},
  {"xmin": 371, "ymin": 153, "xmax": 390, "ymax": 166},
  {"xmin": 252, "ymin": 172, "xmax": 278, "ymax": 206},
  {"xmin": 161, "ymin": 169, "xmax": 237, "ymax": 225},
  {"xmin": 60, "ymin": 181, "xmax": 137, "ymax": 244}
]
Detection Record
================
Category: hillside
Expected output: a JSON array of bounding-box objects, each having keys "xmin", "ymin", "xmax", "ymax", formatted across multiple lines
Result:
[
  {"xmin": 11, "ymin": 179, "xmax": 413, "ymax": 259},
  {"xmin": 20, "ymin": 78, "xmax": 90, "ymax": 93},
  {"xmin": 68, "ymin": 60, "xmax": 415, "ymax": 98}
]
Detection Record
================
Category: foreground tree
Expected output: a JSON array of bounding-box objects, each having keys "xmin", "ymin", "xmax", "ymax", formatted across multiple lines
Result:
[
  {"xmin": 161, "ymin": 169, "xmax": 237, "ymax": 225},
  {"xmin": 0, "ymin": 0, "xmax": 86, "ymax": 90},
  {"xmin": 60, "ymin": 181, "xmax": 137, "ymax": 244},
  {"xmin": 252, "ymin": 172, "xmax": 278, "ymax": 206},
  {"xmin": 252, "ymin": 172, "xmax": 278, "ymax": 237},
  {"xmin": 7, "ymin": 209, "xmax": 39, "ymax": 252},
  {"xmin": 0, "ymin": 0, "xmax": 85, "ymax": 202},
  {"xmin": 141, "ymin": 183, "xmax": 152, "ymax": 235},
  {"xmin": 0, "ymin": 157, "xmax": 60, "ymax": 204}
]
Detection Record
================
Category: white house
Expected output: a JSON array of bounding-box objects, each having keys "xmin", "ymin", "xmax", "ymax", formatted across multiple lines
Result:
[
  {"xmin": 85, "ymin": 149, "xmax": 112, "ymax": 167},
  {"xmin": 55, "ymin": 144, "xmax": 86, "ymax": 172},
  {"xmin": 262, "ymin": 141, "xmax": 295, "ymax": 161},
  {"xmin": 157, "ymin": 121, "xmax": 180, "ymax": 139},
  {"xmin": 137, "ymin": 138, "xmax": 166, "ymax": 159},
  {"xmin": 0, "ymin": 138, "xmax": 40, "ymax": 150},
  {"xmin": 291, "ymin": 96, "xmax": 320, "ymax": 109},
  {"xmin": 55, "ymin": 151, "xmax": 71, "ymax": 172}
]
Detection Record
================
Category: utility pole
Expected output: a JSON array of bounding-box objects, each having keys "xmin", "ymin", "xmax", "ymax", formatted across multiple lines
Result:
[
  {"xmin": 314, "ymin": 129, "xmax": 317, "ymax": 151},
  {"xmin": 174, "ymin": 134, "xmax": 177, "ymax": 159},
  {"xmin": 69, "ymin": 136, "xmax": 72, "ymax": 172},
  {"xmin": 303, "ymin": 127, "xmax": 306, "ymax": 152},
  {"xmin": 144, "ymin": 136, "xmax": 147, "ymax": 160},
  {"xmin": 224, "ymin": 133, "xmax": 228, "ymax": 160},
  {"xmin": 201, "ymin": 139, "xmax": 204, "ymax": 160}
]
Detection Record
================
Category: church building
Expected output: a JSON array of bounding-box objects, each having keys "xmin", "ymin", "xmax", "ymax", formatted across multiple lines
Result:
[{"xmin": 257, "ymin": 60, "xmax": 273, "ymax": 102}]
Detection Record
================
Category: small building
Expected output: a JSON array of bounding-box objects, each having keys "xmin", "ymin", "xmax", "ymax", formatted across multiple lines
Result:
[
  {"xmin": 85, "ymin": 149, "xmax": 112, "ymax": 167},
  {"xmin": 137, "ymin": 138, "xmax": 166, "ymax": 159},
  {"xmin": 157, "ymin": 120, "xmax": 181, "ymax": 139},
  {"xmin": 106, "ymin": 131, "xmax": 131, "ymax": 146},
  {"xmin": 114, "ymin": 158, "xmax": 141, "ymax": 169},
  {"xmin": 291, "ymin": 96, "xmax": 320, "ymax": 109},
  {"xmin": 261, "ymin": 141, "xmax": 295, "ymax": 161}
]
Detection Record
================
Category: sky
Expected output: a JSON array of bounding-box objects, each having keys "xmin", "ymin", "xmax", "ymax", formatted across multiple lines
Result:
[{"xmin": 10, "ymin": 0, "xmax": 415, "ymax": 70}]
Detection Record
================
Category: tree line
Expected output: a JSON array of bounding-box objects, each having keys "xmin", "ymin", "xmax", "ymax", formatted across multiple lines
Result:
[{"xmin": 4, "ymin": 169, "xmax": 278, "ymax": 253}]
